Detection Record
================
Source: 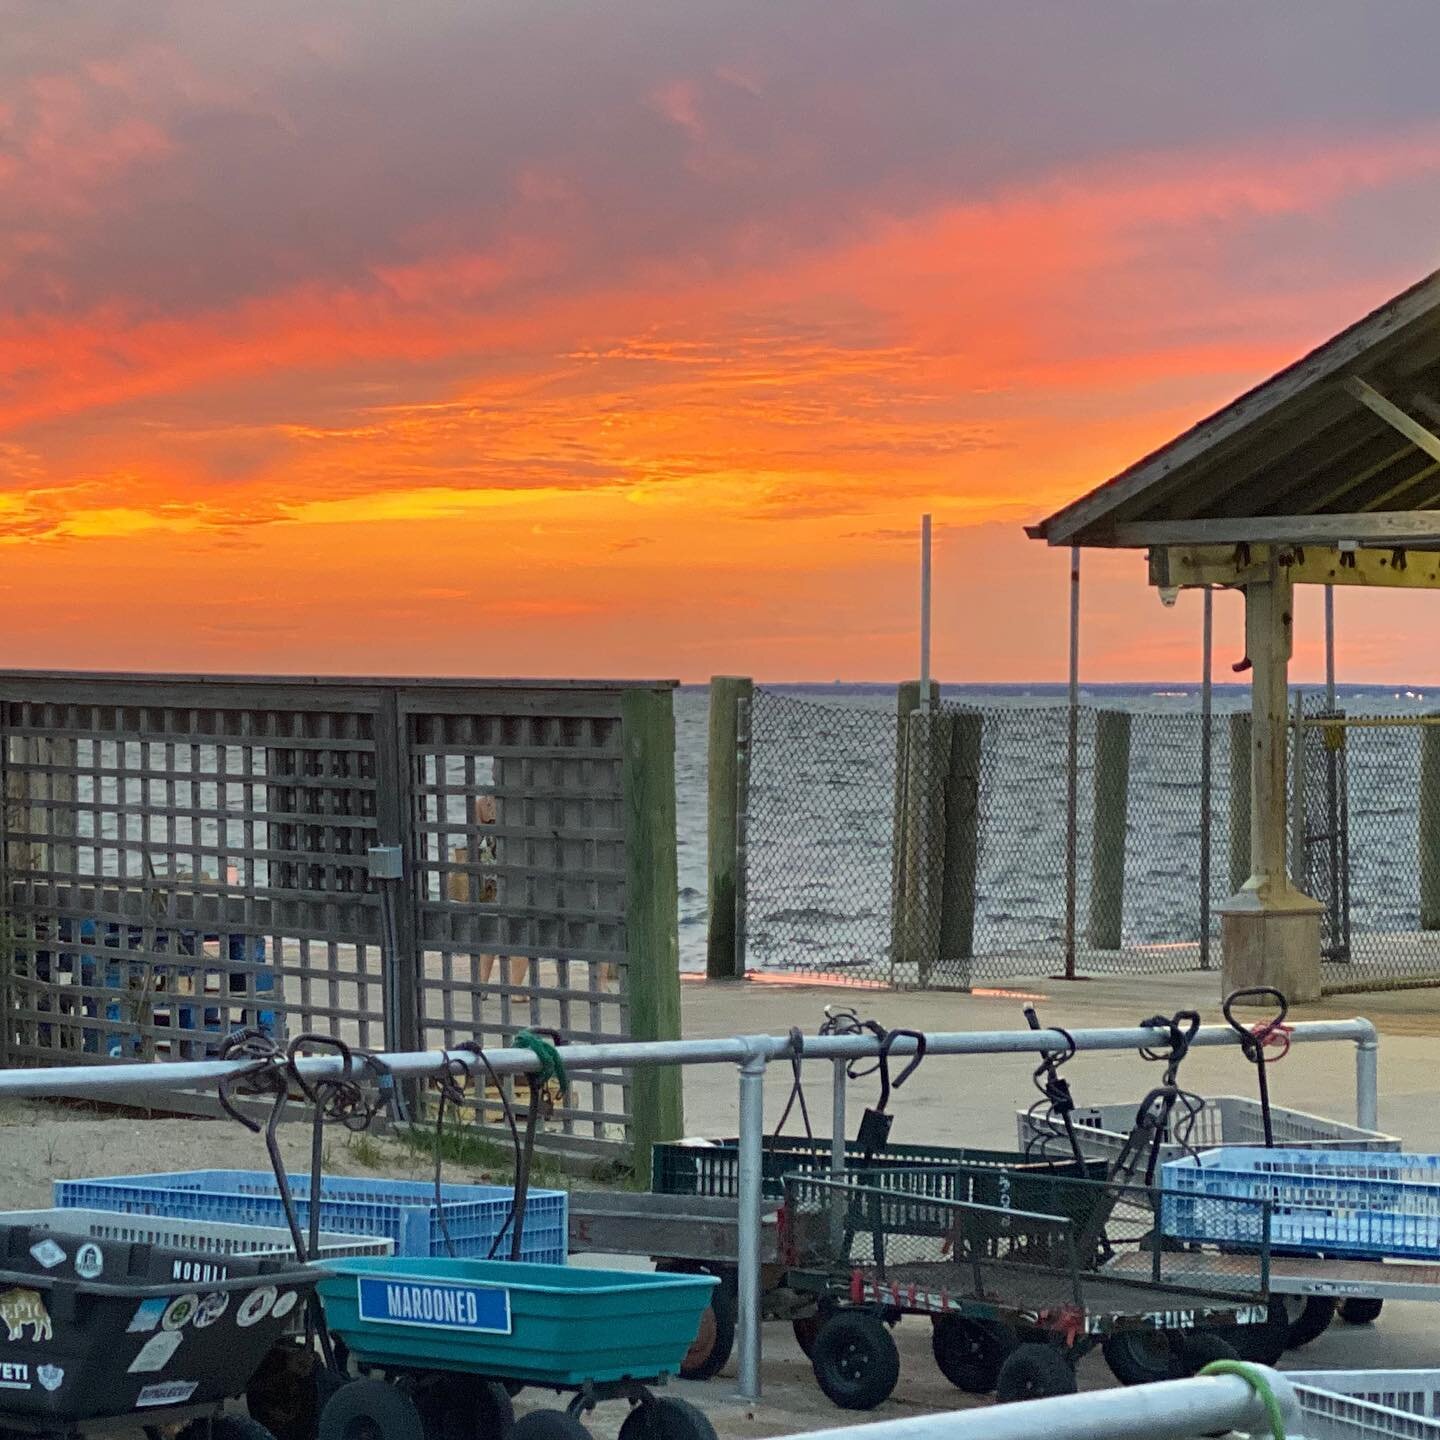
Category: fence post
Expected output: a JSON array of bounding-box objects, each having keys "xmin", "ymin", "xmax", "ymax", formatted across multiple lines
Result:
[
  {"xmin": 1228, "ymin": 712, "xmax": 1252, "ymax": 895},
  {"xmin": 938, "ymin": 710, "xmax": 982, "ymax": 970},
  {"xmin": 1088, "ymin": 711, "xmax": 1130, "ymax": 950},
  {"xmin": 706, "ymin": 677, "xmax": 753, "ymax": 980},
  {"xmin": 902, "ymin": 710, "xmax": 946, "ymax": 984},
  {"xmin": 1289, "ymin": 691, "xmax": 1307, "ymax": 891},
  {"xmin": 372, "ymin": 692, "xmax": 423, "ymax": 1062},
  {"xmin": 1420, "ymin": 717, "xmax": 1440, "ymax": 929},
  {"xmin": 622, "ymin": 688, "xmax": 684, "ymax": 1184},
  {"xmin": 888, "ymin": 681, "xmax": 921, "ymax": 977}
]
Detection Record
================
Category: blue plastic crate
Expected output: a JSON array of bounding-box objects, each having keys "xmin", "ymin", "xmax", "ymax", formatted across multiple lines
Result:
[
  {"xmin": 55, "ymin": 1171, "xmax": 568, "ymax": 1263},
  {"xmin": 1162, "ymin": 1149, "xmax": 1440, "ymax": 1259}
]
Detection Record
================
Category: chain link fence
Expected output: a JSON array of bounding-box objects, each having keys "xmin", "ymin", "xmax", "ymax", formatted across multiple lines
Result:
[
  {"xmin": 744, "ymin": 689, "xmax": 1227, "ymax": 987},
  {"xmin": 742, "ymin": 686, "xmax": 1440, "ymax": 994}
]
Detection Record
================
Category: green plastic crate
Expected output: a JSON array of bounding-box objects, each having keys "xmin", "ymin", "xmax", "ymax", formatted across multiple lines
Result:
[
  {"xmin": 652, "ymin": 1136, "xmax": 1105, "ymax": 1201},
  {"xmin": 316, "ymin": 1257, "xmax": 718, "ymax": 1386}
]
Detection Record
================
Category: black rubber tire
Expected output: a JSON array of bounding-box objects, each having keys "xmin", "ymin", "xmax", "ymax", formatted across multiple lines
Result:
[
  {"xmin": 1339, "ymin": 1297, "xmax": 1384, "ymax": 1326},
  {"xmin": 1175, "ymin": 1332, "xmax": 1239, "ymax": 1377},
  {"xmin": 320, "ymin": 1380, "xmax": 426, "ymax": 1440},
  {"xmin": 414, "ymin": 1373, "xmax": 515, "ymax": 1440},
  {"xmin": 1225, "ymin": 1304, "xmax": 1290, "ymax": 1366},
  {"xmin": 511, "ymin": 1412, "xmax": 590, "ymax": 1440},
  {"xmin": 1101, "ymin": 1330, "xmax": 1173, "ymax": 1387},
  {"xmin": 618, "ymin": 1398, "xmax": 718, "ymax": 1440},
  {"xmin": 994, "ymin": 1344, "xmax": 1077, "ymax": 1404},
  {"xmin": 1284, "ymin": 1296, "xmax": 1337, "ymax": 1350},
  {"xmin": 810, "ymin": 1311, "xmax": 901, "ymax": 1411},
  {"xmin": 181, "ymin": 1417, "xmax": 282, "ymax": 1440},
  {"xmin": 247, "ymin": 1343, "xmax": 347, "ymax": 1440},
  {"xmin": 792, "ymin": 1301, "xmax": 836, "ymax": 1358},
  {"xmin": 930, "ymin": 1316, "xmax": 1016, "ymax": 1395},
  {"xmin": 679, "ymin": 1284, "xmax": 736, "ymax": 1381}
]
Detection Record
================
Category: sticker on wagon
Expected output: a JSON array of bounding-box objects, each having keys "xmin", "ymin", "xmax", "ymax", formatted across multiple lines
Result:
[
  {"xmin": 136, "ymin": 1380, "xmax": 198, "ymax": 1408},
  {"xmin": 357, "ymin": 1277, "xmax": 512, "ymax": 1335}
]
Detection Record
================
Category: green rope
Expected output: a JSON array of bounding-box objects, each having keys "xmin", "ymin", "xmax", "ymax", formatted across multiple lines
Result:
[
  {"xmin": 514, "ymin": 1030, "xmax": 568, "ymax": 1097},
  {"xmin": 1200, "ymin": 1360, "xmax": 1287, "ymax": 1440}
]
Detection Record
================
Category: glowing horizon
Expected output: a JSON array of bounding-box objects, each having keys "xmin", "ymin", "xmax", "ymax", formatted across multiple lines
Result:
[{"xmin": 7, "ymin": 4, "xmax": 1440, "ymax": 682}]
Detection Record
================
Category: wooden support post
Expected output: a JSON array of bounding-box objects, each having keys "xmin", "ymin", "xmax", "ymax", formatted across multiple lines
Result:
[
  {"xmin": 902, "ymin": 710, "xmax": 947, "ymax": 984},
  {"xmin": 938, "ymin": 710, "xmax": 982, "ymax": 969},
  {"xmin": 1420, "ymin": 718, "xmax": 1440, "ymax": 929},
  {"xmin": 1228, "ymin": 713, "xmax": 1252, "ymax": 897},
  {"xmin": 888, "ymin": 681, "xmax": 921, "ymax": 976},
  {"xmin": 1289, "ymin": 691, "xmax": 1308, "ymax": 893},
  {"xmin": 622, "ymin": 688, "xmax": 684, "ymax": 1185},
  {"xmin": 1088, "ymin": 711, "xmax": 1131, "ymax": 950},
  {"xmin": 706, "ymin": 677, "xmax": 752, "ymax": 980},
  {"xmin": 1220, "ymin": 569, "xmax": 1322, "ymax": 1003}
]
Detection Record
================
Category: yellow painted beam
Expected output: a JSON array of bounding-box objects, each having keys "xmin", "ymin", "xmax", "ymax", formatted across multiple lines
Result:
[{"xmin": 1150, "ymin": 543, "xmax": 1440, "ymax": 591}]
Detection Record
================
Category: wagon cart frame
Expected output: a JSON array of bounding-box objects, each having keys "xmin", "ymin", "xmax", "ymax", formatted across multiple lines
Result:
[{"xmin": 779, "ymin": 1164, "xmax": 1273, "ymax": 1409}]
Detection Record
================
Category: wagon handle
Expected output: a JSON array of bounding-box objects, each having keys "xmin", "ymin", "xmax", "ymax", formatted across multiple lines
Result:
[{"xmin": 1223, "ymin": 987, "xmax": 1289, "ymax": 1147}]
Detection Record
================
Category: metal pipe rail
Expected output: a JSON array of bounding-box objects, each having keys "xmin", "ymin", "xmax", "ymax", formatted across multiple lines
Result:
[
  {"xmin": 775, "ymin": 1368, "xmax": 1301, "ymax": 1440},
  {"xmin": 0, "ymin": 1015, "xmax": 1379, "ymax": 1400}
]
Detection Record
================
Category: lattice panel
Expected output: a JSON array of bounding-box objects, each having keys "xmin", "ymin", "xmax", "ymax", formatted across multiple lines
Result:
[
  {"xmin": 0, "ymin": 698, "xmax": 387, "ymax": 1063},
  {"xmin": 408, "ymin": 707, "xmax": 631, "ymax": 1145}
]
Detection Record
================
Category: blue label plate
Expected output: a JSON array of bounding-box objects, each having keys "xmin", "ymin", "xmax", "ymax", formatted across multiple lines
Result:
[{"xmin": 357, "ymin": 1276, "xmax": 512, "ymax": 1334}]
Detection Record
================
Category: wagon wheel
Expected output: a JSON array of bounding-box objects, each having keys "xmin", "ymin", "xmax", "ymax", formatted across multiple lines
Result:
[
  {"xmin": 413, "ymin": 1372, "xmax": 515, "ymax": 1440},
  {"xmin": 994, "ymin": 1344, "xmax": 1076, "ymax": 1404},
  {"xmin": 512, "ymin": 1411, "xmax": 590, "ymax": 1440},
  {"xmin": 1282, "ymin": 1296, "xmax": 1337, "ymax": 1349},
  {"xmin": 180, "ymin": 1417, "xmax": 284, "ymax": 1440},
  {"xmin": 247, "ymin": 1342, "xmax": 347, "ymax": 1440},
  {"xmin": 791, "ymin": 1300, "xmax": 836, "ymax": 1358},
  {"xmin": 320, "ymin": 1379, "xmax": 425, "ymax": 1440},
  {"xmin": 654, "ymin": 1261, "xmax": 735, "ymax": 1381},
  {"xmin": 1101, "ymin": 1330, "xmax": 1173, "ymax": 1387},
  {"xmin": 809, "ymin": 1311, "xmax": 900, "ymax": 1411},
  {"xmin": 1339, "ymin": 1297, "xmax": 1384, "ymax": 1325},
  {"xmin": 930, "ymin": 1316, "xmax": 1017, "ymax": 1395},
  {"xmin": 1224, "ymin": 1304, "xmax": 1289, "ymax": 1366},
  {"xmin": 618, "ymin": 1397, "xmax": 718, "ymax": 1440}
]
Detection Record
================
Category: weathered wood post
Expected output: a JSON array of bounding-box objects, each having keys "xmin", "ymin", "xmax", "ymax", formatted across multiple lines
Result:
[
  {"xmin": 1228, "ymin": 712, "xmax": 1252, "ymax": 897},
  {"xmin": 1219, "ymin": 568, "xmax": 1321, "ymax": 1003},
  {"xmin": 1289, "ymin": 691, "xmax": 1308, "ymax": 893},
  {"xmin": 1419, "ymin": 717, "xmax": 1440, "ymax": 929},
  {"xmin": 937, "ymin": 710, "xmax": 982, "ymax": 971},
  {"xmin": 887, "ymin": 681, "xmax": 921, "ymax": 974},
  {"xmin": 902, "ymin": 709, "xmax": 947, "ymax": 984},
  {"xmin": 706, "ymin": 677, "xmax": 753, "ymax": 980},
  {"xmin": 622, "ymin": 687, "xmax": 684, "ymax": 1185},
  {"xmin": 1088, "ymin": 711, "xmax": 1131, "ymax": 950}
]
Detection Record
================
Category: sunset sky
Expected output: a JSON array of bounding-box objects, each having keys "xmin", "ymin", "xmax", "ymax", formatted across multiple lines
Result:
[{"xmin": 7, "ymin": 3, "xmax": 1440, "ymax": 681}]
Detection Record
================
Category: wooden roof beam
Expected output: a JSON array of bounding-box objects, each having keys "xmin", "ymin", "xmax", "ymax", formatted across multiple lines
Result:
[
  {"xmin": 1151, "ymin": 543, "xmax": 1440, "ymax": 591},
  {"xmin": 1111, "ymin": 511, "xmax": 1440, "ymax": 548},
  {"xmin": 1344, "ymin": 376, "xmax": 1440, "ymax": 465}
]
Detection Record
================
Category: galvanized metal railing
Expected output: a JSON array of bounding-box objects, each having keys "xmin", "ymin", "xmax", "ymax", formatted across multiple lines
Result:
[
  {"xmin": 774, "ymin": 1366, "xmax": 1301, "ymax": 1440},
  {"xmin": 0, "ymin": 1016, "xmax": 1379, "ymax": 1400}
]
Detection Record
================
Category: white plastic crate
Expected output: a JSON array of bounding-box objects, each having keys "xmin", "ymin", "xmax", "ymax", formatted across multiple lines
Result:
[
  {"xmin": 1016, "ymin": 1095, "xmax": 1400, "ymax": 1168},
  {"xmin": 1161, "ymin": 1150, "xmax": 1440, "ymax": 1259},
  {"xmin": 1, "ymin": 1208, "xmax": 395, "ymax": 1260},
  {"xmin": 1288, "ymin": 1370, "xmax": 1440, "ymax": 1440}
]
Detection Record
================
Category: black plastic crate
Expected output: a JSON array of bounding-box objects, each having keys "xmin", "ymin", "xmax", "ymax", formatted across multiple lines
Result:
[
  {"xmin": 0, "ymin": 1224, "xmax": 317, "ymax": 1426},
  {"xmin": 651, "ymin": 1137, "xmax": 1105, "ymax": 1201}
]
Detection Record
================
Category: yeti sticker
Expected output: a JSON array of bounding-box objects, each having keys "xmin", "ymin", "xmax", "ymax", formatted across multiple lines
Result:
[{"xmin": 0, "ymin": 1291, "xmax": 51, "ymax": 1343}]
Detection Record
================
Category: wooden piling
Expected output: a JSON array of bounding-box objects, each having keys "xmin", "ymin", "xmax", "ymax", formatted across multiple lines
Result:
[
  {"xmin": 622, "ymin": 688, "xmax": 684, "ymax": 1185},
  {"xmin": 706, "ymin": 676, "xmax": 753, "ymax": 980},
  {"xmin": 901, "ymin": 708, "xmax": 947, "ymax": 983},
  {"xmin": 1420, "ymin": 717, "xmax": 1440, "ymax": 929},
  {"xmin": 887, "ymin": 681, "xmax": 922, "ymax": 971},
  {"xmin": 1228, "ymin": 712, "xmax": 1252, "ymax": 895},
  {"xmin": 938, "ymin": 710, "xmax": 982, "ymax": 967},
  {"xmin": 1087, "ymin": 711, "xmax": 1131, "ymax": 950}
]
